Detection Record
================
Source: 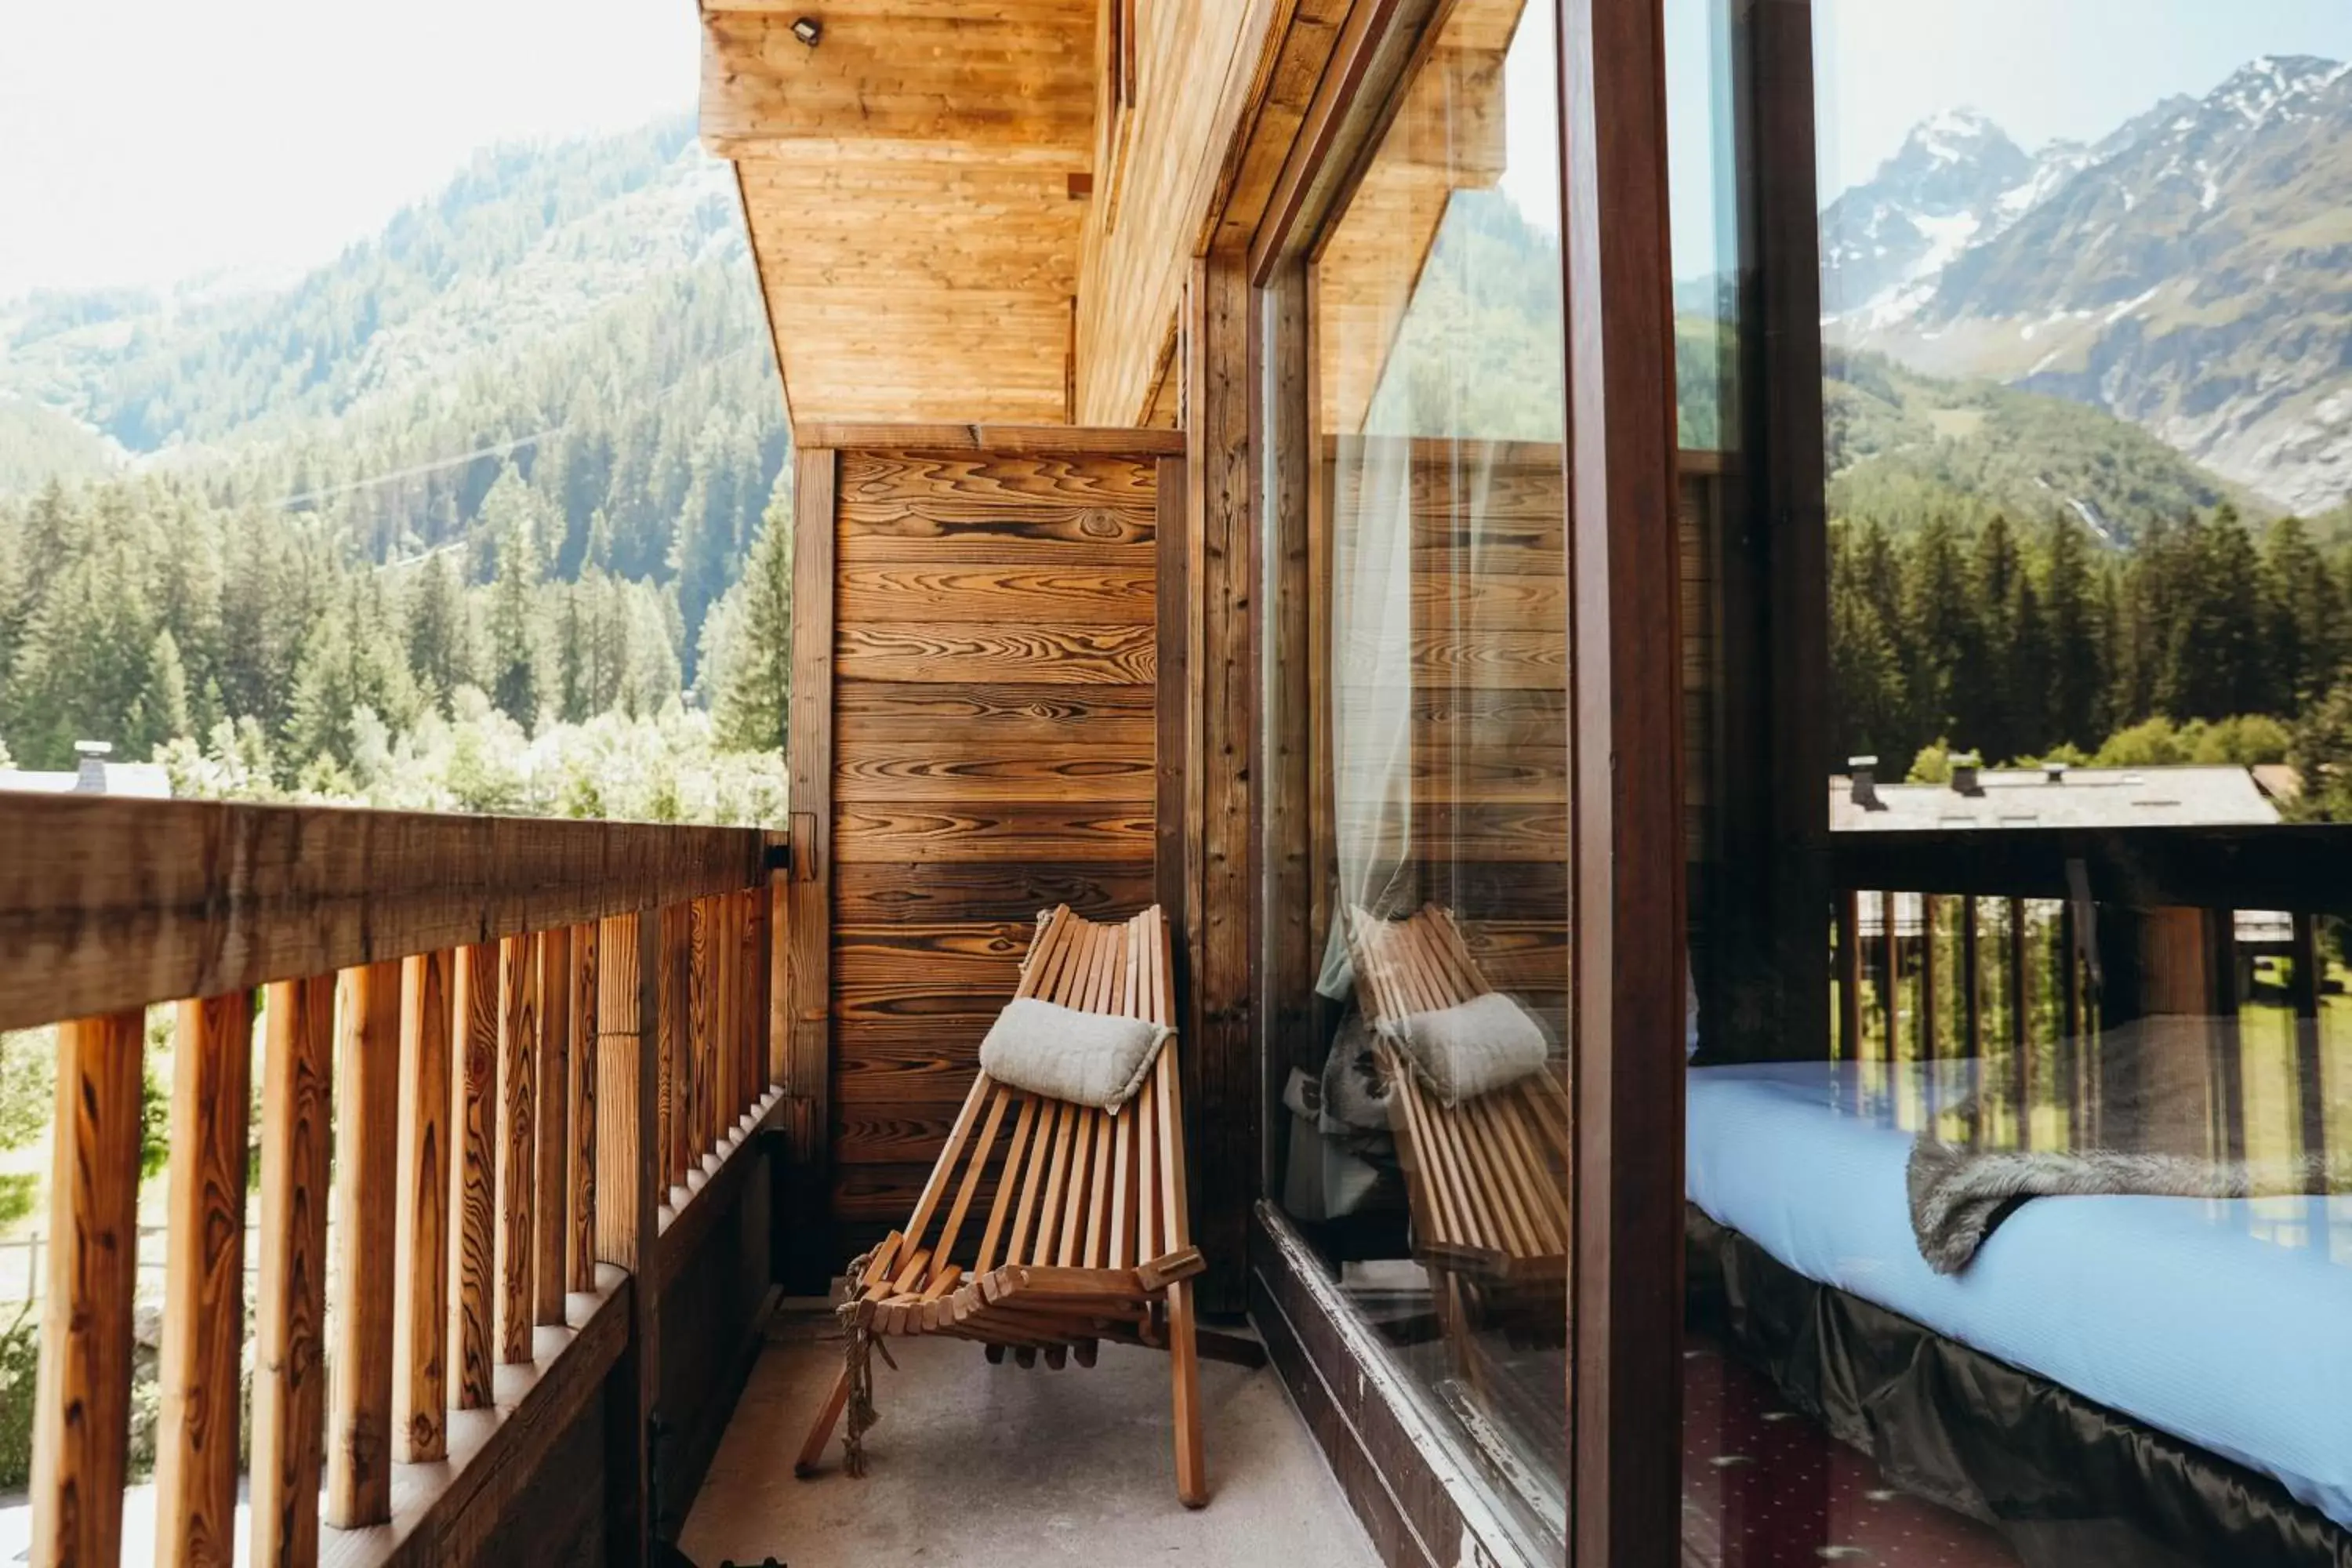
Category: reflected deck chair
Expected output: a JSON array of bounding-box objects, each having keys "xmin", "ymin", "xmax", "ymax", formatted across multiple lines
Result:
[
  {"xmin": 796, "ymin": 905, "xmax": 1211, "ymax": 1506},
  {"xmin": 1348, "ymin": 904, "xmax": 1572, "ymax": 1309}
]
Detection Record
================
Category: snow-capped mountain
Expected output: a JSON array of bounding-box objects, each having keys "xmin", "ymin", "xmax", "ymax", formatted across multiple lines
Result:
[
  {"xmin": 1820, "ymin": 108, "xmax": 2034, "ymax": 319},
  {"xmin": 1823, "ymin": 56, "xmax": 2352, "ymax": 514}
]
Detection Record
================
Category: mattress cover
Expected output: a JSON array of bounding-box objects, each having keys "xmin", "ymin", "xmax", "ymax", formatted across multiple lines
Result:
[{"xmin": 1687, "ymin": 1059, "xmax": 2352, "ymax": 1532}]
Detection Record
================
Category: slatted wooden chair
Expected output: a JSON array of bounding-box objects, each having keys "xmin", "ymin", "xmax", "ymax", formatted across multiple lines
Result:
[
  {"xmin": 1348, "ymin": 903, "xmax": 1572, "ymax": 1301},
  {"xmin": 795, "ymin": 904, "xmax": 1210, "ymax": 1506}
]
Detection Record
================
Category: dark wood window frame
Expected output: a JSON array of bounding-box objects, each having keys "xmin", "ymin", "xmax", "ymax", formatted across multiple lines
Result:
[{"xmin": 1219, "ymin": 0, "xmax": 1737, "ymax": 1561}]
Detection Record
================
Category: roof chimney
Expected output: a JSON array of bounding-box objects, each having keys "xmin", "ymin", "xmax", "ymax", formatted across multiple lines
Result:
[
  {"xmin": 1849, "ymin": 756, "xmax": 1881, "ymax": 810},
  {"xmin": 2044, "ymin": 760, "xmax": 2067, "ymax": 785},
  {"xmin": 1951, "ymin": 752, "xmax": 1982, "ymax": 796},
  {"xmin": 73, "ymin": 740, "xmax": 112, "ymax": 794}
]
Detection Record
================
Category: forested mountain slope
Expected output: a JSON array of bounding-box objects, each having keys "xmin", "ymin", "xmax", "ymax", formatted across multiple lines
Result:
[{"xmin": 0, "ymin": 114, "xmax": 793, "ymax": 808}]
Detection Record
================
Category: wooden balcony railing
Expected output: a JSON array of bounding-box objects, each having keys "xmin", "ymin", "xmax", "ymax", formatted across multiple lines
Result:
[
  {"xmin": 1824, "ymin": 825, "xmax": 2352, "ymax": 1159},
  {"xmin": 2, "ymin": 793, "xmax": 788, "ymax": 1567}
]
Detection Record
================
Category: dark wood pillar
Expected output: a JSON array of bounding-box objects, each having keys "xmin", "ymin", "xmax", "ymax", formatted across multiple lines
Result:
[
  {"xmin": 1706, "ymin": 0, "xmax": 1831, "ymax": 1064},
  {"xmin": 1181, "ymin": 251, "xmax": 1258, "ymax": 1315},
  {"xmin": 1563, "ymin": 0, "xmax": 1687, "ymax": 1557}
]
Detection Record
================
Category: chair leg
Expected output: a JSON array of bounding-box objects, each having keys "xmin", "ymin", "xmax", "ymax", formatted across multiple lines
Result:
[
  {"xmin": 1167, "ymin": 1279, "xmax": 1207, "ymax": 1508},
  {"xmin": 795, "ymin": 1364, "xmax": 852, "ymax": 1479}
]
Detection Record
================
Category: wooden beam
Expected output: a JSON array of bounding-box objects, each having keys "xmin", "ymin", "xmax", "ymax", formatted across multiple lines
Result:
[
  {"xmin": 700, "ymin": 5, "xmax": 1096, "ymax": 162},
  {"xmin": 1563, "ymin": 0, "xmax": 1685, "ymax": 1558},
  {"xmin": 30, "ymin": 1010, "xmax": 144, "ymax": 1568},
  {"xmin": 0, "ymin": 796, "xmax": 768, "ymax": 1033}
]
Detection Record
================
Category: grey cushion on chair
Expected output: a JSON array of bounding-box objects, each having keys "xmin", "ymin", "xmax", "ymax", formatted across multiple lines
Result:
[
  {"xmin": 979, "ymin": 997, "xmax": 1172, "ymax": 1113},
  {"xmin": 1377, "ymin": 991, "xmax": 1549, "ymax": 1107}
]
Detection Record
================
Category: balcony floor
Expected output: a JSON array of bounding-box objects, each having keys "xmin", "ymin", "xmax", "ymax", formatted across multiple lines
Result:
[{"xmin": 682, "ymin": 1305, "xmax": 1378, "ymax": 1568}]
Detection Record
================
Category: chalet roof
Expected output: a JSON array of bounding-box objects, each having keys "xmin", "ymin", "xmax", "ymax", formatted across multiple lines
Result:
[{"xmin": 1830, "ymin": 764, "xmax": 2281, "ymax": 833}]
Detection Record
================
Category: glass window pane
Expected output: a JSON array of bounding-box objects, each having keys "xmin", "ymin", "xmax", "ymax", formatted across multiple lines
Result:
[
  {"xmin": 1687, "ymin": 3, "xmax": 2352, "ymax": 1564},
  {"xmin": 1263, "ymin": 2, "xmax": 1570, "ymax": 1557}
]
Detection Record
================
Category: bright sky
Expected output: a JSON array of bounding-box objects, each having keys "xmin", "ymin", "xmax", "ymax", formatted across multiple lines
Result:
[
  {"xmin": 1668, "ymin": 0, "xmax": 2352, "ymax": 281},
  {"xmin": 0, "ymin": 0, "xmax": 699, "ymax": 301},
  {"xmin": 11, "ymin": 2, "xmax": 2352, "ymax": 301}
]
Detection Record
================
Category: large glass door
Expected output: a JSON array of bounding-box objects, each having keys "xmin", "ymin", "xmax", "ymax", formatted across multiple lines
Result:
[{"xmin": 1258, "ymin": 3, "xmax": 1575, "ymax": 1556}]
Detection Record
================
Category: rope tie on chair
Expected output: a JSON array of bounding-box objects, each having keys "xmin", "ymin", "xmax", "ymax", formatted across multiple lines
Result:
[{"xmin": 837, "ymin": 1248, "xmax": 884, "ymax": 1477}]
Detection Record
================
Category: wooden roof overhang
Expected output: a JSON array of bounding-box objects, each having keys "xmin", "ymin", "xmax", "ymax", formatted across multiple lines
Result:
[{"xmin": 700, "ymin": 0, "xmax": 1098, "ymax": 431}]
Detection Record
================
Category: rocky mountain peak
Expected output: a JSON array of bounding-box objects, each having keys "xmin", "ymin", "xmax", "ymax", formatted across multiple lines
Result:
[{"xmin": 1822, "ymin": 53, "xmax": 2352, "ymax": 515}]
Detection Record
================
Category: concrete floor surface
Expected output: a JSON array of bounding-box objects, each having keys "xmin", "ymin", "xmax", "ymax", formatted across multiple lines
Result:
[{"xmin": 681, "ymin": 1311, "xmax": 1379, "ymax": 1568}]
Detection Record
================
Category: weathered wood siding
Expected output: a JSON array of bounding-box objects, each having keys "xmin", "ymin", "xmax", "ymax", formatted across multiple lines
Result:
[
  {"xmin": 822, "ymin": 444, "xmax": 1167, "ymax": 1240},
  {"xmin": 1379, "ymin": 445, "xmax": 1715, "ymax": 1026}
]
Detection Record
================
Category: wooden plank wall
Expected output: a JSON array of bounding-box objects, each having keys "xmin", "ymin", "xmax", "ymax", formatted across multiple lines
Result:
[
  {"xmin": 1382, "ymin": 444, "xmax": 1717, "ymax": 1033},
  {"xmin": 819, "ymin": 437, "xmax": 1173, "ymax": 1250},
  {"xmin": 1403, "ymin": 441, "xmax": 1572, "ymax": 1026}
]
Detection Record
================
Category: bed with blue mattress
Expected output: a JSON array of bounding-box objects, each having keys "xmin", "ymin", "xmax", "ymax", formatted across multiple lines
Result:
[{"xmin": 1687, "ymin": 1058, "xmax": 2352, "ymax": 1553}]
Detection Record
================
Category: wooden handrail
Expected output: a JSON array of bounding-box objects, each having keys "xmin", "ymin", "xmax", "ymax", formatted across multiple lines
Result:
[
  {"xmin": 0, "ymin": 793, "xmax": 777, "ymax": 1033},
  {"xmin": 16, "ymin": 802, "xmax": 787, "ymax": 1568},
  {"xmin": 1826, "ymin": 823, "xmax": 2352, "ymax": 913}
]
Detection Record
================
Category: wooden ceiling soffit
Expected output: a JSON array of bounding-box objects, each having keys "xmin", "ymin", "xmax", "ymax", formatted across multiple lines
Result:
[
  {"xmin": 700, "ymin": 1, "xmax": 1099, "ymax": 430},
  {"xmin": 701, "ymin": 5, "xmax": 1097, "ymax": 165}
]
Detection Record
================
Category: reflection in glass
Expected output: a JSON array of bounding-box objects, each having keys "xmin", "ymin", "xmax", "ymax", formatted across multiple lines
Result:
[
  {"xmin": 1686, "ymin": 2, "xmax": 2352, "ymax": 1563},
  {"xmin": 1267, "ymin": 1, "xmax": 1570, "ymax": 1558}
]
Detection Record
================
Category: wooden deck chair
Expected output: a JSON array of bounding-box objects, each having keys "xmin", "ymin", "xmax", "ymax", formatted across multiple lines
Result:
[
  {"xmin": 1347, "ymin": 904, "xmax": 1572, "ymax": 1298},
  {"xmin": 796, "ymin": 905, "xmax": 1211, "ymax": 1507}
]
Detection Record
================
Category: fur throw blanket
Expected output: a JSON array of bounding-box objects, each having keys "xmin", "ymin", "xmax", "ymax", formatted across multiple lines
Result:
[{"xmin": 1907, "ymin": 1018, "xmax": 2352, "ymax": 1274}]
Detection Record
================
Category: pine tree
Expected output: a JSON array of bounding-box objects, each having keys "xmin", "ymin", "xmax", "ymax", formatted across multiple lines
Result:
[
  {"xmin": 1829, "ymin": 522, "xmax": 1908, "ymax": 760},
  {"xmin": 483, "ymin": 465, "xmax": 545, "ymax": 724},
  {"xmin": 2040, "ymin": 513, "xmax": 2106, "ymax": 753},
  {"xmin": 710, "ymin": 493, "xmax": 793, "ymax": 753},
  {"xmin": 405, "ymin": 549, "xmax": 474, "ymax": 710},
  {"xmin": 1903, "ymin": 513, "xmax": 1976, "ymax": 756},
  {"xmin": 142, "ymin": 628, "xmax": 194, "ymax": 753},
  {"xmin": 2262, "ymin": 515, "xmax": 2338, "ymax": 716},
  {"xmin": 556, "ymin": 584, "xmax": 592, "ymax": 724},
  {"xmin": 1965, "ymin": 514, "xmax": 2028, "ymax": 758}
]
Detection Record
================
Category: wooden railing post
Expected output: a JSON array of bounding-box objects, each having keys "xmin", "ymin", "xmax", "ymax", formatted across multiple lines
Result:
[
  {"xmin": 156, "ymin": 989, "xmax": 256, "ymax": 1565},
  {"xmin": 252, "ymin": 976, "xmax": 335, "ymax": 1568},
  {"xmin": 451, "ymin": 943, "xmax": 499, "ymax": 1410},
  {"xmin": 395, "ymin": 951, "xmax": 455, "ymax": 1464},
  {"xmin": 328, "ymin": 960, "xmax": 401, "ymax": 1529},
  {"xmin": 1835, "ymin": 890, "xmax": 1861, "ymax": 1060},
  {"xmin": 495, "ymin": 934, "xmax": 539, "ymax": 1365},
  {"xmin": 656, "ymin": 904, "xmax": 681, "ymax": 1203},
  {"xmin": 535, "ymin": 925, "xmax": 572, "ymax": 1327},
  {"xmin": 1920, "ymin": 893, "xmax": 1941, "ymax": 1061},
  {"xmin": 570, "ymin": 920, "xmax": 601, "ymax": 1294},
  {"xmin": 1880, "ymin": 890, "xmax": 1900, "ymax": 1058},
  {"xmin": 1962, "ymin": 895, "xmax": 1984, "ymax": 1057},
  {"xmin": 767, "ymin": 868, "xmax": 788, "ymax": 1087},
  {"xmin": 691, "ymin": 897, "xmax": 717, "ymax": 1168},
  {"xmin": 30, "ymin": 1009, "xmax": 145, "ymax": 1568},
  {"xmin": 2292, "ymin": 912, "xmax": 2326, "ymax": 1165},
  {"xmin": 597, "ymin": 909, "xmax": 662, "ymax": 1565}
]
